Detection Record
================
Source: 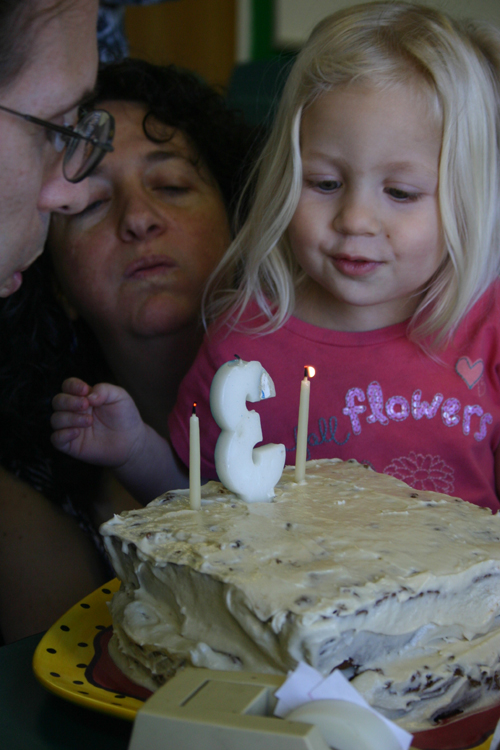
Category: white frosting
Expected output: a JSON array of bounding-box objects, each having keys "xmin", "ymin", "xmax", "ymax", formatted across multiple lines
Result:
[{"xmin": 100, "ymin": 459, "xmax": 500, "ymax": 731}]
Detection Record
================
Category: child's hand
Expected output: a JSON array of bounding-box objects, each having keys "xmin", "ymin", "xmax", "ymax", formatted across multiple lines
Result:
[{"xmin": 51, "ymin": 378, "xmax": 146, "ymax": 468}]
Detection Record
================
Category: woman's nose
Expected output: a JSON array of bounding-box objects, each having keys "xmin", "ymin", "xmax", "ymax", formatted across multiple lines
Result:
[
  {"xmin": 333, "ymin": 188, "xmax": 380, "ymax": 236},
  {"xmin": 118, "ymin": 195, "xmax": 166, "ymax": 242}
]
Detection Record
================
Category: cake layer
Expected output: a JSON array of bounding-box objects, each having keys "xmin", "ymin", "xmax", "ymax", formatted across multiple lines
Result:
[{"xmin": 100, "ymin": 459, "xmax": 500, "ymax": 731}]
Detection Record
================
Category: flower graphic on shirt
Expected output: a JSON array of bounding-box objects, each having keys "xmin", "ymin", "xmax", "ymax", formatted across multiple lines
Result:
[{"xmin": 384, "ymin": 452, "xmax": 455, "ymax": 494}]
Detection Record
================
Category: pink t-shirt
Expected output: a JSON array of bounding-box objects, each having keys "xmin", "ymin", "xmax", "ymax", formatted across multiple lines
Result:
[{"xmin": 169, "ymin": 281, "xmax": 500, "ymax": 511}]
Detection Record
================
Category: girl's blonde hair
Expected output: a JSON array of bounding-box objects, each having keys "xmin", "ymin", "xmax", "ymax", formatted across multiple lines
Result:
[{"xmin": 206, "ymin": 1, "xmax": 500, "ymax": 345}]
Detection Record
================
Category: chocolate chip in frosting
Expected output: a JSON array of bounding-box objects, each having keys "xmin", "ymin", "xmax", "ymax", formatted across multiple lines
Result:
[
  {"xmin": 295, "ymin": 595, "xmax": 313, "ymax": 606},
  {"xmin": 336, "ymin": 658, "xmax": 358, "ymax": 672}
]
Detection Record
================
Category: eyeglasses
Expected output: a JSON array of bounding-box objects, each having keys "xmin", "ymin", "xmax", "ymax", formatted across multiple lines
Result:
[{"xmin": 0, "ymin": 104, "xmax": 115, "ymax": 183}]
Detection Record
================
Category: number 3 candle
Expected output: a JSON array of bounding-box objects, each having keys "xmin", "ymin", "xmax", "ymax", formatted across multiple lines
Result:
[{"xmin": 210, "ymin": 358, "xmax": 286, "ymax": 502}]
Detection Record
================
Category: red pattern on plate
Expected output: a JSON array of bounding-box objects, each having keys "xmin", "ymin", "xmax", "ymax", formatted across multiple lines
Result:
[
  {"xmin": 411, "ymin": 702, "xmax": 500, "ymax": 749},
  {"xmin": 85, "ymin": 627, "xmax": 151, "ymax": 701}
]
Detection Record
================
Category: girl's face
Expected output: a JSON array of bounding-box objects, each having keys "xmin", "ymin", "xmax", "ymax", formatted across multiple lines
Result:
[
  {"xmin": 48, "ymin": 100, "xmax": 231, "ymax": 343},
  {"xmin": 288, "ymin": 81, "xmax": 443, "ymax": 331}
]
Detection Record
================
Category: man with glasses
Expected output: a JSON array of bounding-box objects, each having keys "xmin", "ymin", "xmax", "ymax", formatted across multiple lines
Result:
[{"xmin": 0, "ymin": 0, "xmax": 114, "ymax": 298}]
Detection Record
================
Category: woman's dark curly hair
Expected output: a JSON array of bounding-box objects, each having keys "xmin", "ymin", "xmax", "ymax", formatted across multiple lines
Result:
[
  {"xmin": 0, "ymin": 58, "xmax": 258, "ymax": 516},
  {"xmin": 92, "ymin": 58, "xmax": 256, "ymax": 228}
]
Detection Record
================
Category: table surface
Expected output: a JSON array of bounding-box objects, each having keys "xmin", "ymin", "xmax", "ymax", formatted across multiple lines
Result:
[{"xmin": 0, "ymin": 632, "xmax": 133, "ymax": 750}]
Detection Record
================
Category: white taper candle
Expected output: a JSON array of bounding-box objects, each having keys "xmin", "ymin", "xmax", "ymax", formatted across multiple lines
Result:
[
  {"xmin": 295, "ymin": 366, "xmax": 315, "ymax": 483},
  {"xmin": 189, "ymin": 403, "xmax": 201, "ymax": 510}
]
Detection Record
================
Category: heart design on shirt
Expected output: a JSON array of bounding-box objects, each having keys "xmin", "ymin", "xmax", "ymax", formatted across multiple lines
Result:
[{"xmin": 455, "ymin": 357, "xmax": 484, "ymax": 389}]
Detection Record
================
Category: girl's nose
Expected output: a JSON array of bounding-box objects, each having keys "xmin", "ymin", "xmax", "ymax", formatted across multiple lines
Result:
[
  {"xmin": 118, "ymin": 194, "xmax": 166, "ymax": 242},
  {"xmin": 333, "ymin": 188, "xmax": 379, "ymax": 236}
]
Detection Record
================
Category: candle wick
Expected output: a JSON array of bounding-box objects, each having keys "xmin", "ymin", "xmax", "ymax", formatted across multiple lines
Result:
[
  {"xmin": 303, "ymin": 366, "xmax": 308, "ymax": 379},
  {"xmin": 192, "ymin": 403, "xmax": 197, "ymax": 415},
  {"xmin": 234, "ymin": 354, "xmax": 241, "ymax": 360}
]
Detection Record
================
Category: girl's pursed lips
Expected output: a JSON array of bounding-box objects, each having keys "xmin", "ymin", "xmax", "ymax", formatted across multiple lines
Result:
[
  {"xmin": 331, "ymin": 254, "xmax": 384, "ymax": 277},
  {"xmin": 333, "ymin": 253, "xmax": 381, "ymax": 262}
]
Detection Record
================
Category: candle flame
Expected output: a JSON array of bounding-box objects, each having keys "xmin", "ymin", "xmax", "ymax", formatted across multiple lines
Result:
[{"xmin": 305, "ymin": 365, "xmax": 316, "ymax": 379}]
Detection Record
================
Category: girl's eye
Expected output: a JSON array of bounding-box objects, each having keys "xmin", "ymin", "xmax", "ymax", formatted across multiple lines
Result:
[
  {"xmin": 386, "ymin": 187, "xmax": 421, "ymax": 202},
  {"xmin": 318, "ymin": 180, "xmax": 341, "ymax": 192},
  {"xmin": 307, "ymin": 179, "xmax": 341, "ymax": 193}
]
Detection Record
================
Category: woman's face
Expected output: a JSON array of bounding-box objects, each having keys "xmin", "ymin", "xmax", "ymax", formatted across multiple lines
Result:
[{"xmin": 49, "ymin": 100, "xmax": 231, "ymax": 341}]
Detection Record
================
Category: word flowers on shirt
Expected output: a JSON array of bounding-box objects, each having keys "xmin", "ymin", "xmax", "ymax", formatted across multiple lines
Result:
[{"xmin": 342, "ymin": 381, "xmax": 493, "ymax": 442}]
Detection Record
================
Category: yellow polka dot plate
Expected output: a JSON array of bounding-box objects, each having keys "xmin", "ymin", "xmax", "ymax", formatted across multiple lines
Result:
[{"xmin": 32, "ymin": 578, "xmax": 150, "ymax": 720}]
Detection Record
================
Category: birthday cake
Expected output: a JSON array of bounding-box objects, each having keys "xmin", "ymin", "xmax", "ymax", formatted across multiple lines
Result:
[{"xmin": 100, "ymin": 459, "xmax": 500, "ymax": 731}]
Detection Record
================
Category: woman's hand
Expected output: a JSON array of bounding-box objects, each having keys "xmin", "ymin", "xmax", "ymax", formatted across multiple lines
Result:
[{"xmin": 51, "ymin": 377, "xmax": 146, "ymax": 468}]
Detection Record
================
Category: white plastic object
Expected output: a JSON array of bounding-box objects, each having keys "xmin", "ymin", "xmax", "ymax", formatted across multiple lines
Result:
[
  {"xmin": 285, "ymin": 699, "xmax": 401, "ymax": 750},
  {"xmin": 128, "ymin": 668, "xmax": 330, "ymax": 750}
]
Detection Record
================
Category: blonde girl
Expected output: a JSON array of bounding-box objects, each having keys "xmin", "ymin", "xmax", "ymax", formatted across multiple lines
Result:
[{"xmin": 205, "ymin": 1, "xmax": 500, "ymax": 344}]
